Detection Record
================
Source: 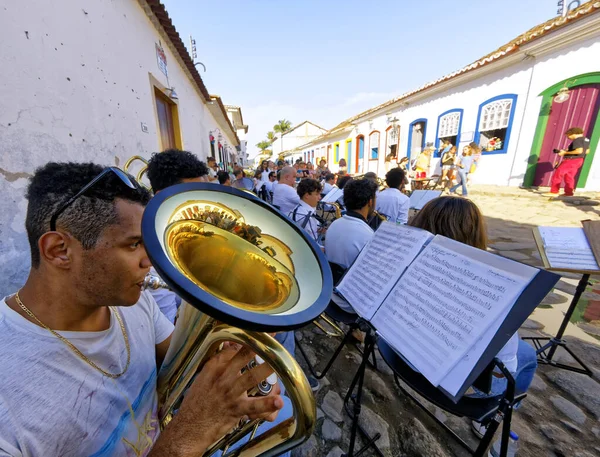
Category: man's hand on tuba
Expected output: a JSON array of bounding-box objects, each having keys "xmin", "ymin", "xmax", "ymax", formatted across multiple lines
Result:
[{"xmin": 149, "ymin": 345, "xmax": 284, "ymax": 457}]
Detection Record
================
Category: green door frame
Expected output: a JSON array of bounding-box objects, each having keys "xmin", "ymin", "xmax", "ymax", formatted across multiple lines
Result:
[{"xmin": 523, "ymin": 72, "xmax": 600, "ymax": 188}]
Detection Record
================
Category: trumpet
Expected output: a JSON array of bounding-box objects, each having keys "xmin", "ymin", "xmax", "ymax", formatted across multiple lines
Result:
[{"xmin": 141, "ymin": 182, "xmax": 333, "ymax": 456}]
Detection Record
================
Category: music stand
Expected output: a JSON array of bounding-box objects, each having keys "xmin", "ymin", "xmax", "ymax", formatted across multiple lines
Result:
[{"xmin": 525, "ymin": 229, "xmax": 596, "ymax": 376}]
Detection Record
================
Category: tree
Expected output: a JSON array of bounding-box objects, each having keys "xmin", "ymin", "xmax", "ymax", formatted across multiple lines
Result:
[
  {"xmin": 273, "ymin": 119, "xmax": 292, "ymax": 134},
  {"xmin": 256, "ymin": 140, "xmax": 271, "ymax": 152},
  {"xmin": 266, "ymin": 131, "xmax": 276, "ymax": 143}
]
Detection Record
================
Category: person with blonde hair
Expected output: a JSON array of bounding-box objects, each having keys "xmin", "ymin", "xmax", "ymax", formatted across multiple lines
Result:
[{"xmin": 410, "ymin": 196, "xmax": 537, "ymax": 441}]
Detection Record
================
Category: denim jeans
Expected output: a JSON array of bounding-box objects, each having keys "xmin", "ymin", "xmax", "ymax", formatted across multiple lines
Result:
[
  {"xmin": 469, "ymin": 339, "xmax": 538, "ymax": 401},
  {"xmin": 450, "ymin": 169, "xmax": 469, "ymax": 196}
]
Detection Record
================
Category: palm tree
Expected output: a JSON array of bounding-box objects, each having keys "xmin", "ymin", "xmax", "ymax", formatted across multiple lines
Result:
[
  {"xmin": 273, "ymin": 119, "xmax": 292, "ymax": 134},
  {"xmin": 266, "ymin": 131, "xmax": 276, "ymax": 143},
  {"xmin": 256, "ymin": 140, "xmax": 271, "ymax": 152}
]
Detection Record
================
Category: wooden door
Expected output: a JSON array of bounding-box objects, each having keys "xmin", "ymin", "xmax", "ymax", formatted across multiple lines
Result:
[
  {"xmin": 533, "ymin": 84, "xmax": 600, "ymax": 187},
  {"xmin": 155, "ymin": 90, "xmax": 176, "ymax": 150}
]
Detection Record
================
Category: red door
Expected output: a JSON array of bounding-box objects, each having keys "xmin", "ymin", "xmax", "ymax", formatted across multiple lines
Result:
[{"xmin": 533, "ymin": 84, "xmax": 600, "ymax": 187}]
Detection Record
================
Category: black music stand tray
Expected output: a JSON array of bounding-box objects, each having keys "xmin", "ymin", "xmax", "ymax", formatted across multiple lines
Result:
[
  {"xmin": 342, "ymin": 322, "xmax": 383, "ymax": 457},
  {"xmin": 522, "ymin": 273, "xmax": 593, "ymax": 376},
  {"xmin": 378, "ymin": 338, "xmax": 525, "ymax": 457}
]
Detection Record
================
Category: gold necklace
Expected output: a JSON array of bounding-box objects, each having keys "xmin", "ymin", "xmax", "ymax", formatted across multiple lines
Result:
[{"xmin": 14, "ymin": 291, "xmax": 130, "ymax": 379}]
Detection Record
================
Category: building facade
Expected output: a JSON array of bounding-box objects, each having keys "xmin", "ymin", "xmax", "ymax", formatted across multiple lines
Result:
[
  {"xmin": 270, "ymin": 121, "xmax": 327, "ymax": 162},
  {"xmin": 296, "ymin": 3, "xmax": 600, "ymax": 190},
  {"xmin": 0, "ymin": 0, "xmax": 246, "ymax": 295}
]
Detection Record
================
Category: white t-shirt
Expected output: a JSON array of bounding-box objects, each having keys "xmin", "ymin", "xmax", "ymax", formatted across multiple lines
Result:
[
  {"xmin": 0, "ymin": 291, "xmax": 174, "ymax": 457},
  {"xmin": 272, "ymin": 183, "xmax": 300, "ymax": 215},
  {"xmin": 325, "ymin": 214, "xmax": 374, "ymax": 268},
  {"xmin": 288, "ymin": 201, "xmax": 320, "ymax": 242},
  {"xmin": 376, "ymin": 188, "xmax": 410, "ymax": 224}
]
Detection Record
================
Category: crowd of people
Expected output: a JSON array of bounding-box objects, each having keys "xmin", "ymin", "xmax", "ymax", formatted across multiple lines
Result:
[{"xmin": 4, "ymin": 132, "xmax": 588, "ymax": 455}]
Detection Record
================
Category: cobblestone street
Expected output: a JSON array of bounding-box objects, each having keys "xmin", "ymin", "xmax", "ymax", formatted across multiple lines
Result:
[{"xmin": 293, "ymin": 186, "xmax": 600, "ymax": 457}]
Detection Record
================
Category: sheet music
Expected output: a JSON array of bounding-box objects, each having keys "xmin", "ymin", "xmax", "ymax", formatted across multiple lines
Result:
[
  {"xmin": 371, "ymin": 236, "xmax": 533, "ymax": 387},
  {"xmin": 335, "ymin": 223, "xmax": 433, "ymax": 319},
  {"xmin": 538, "ymin": 227, "xmax": 599, "ymax": 270},
  {"xmin": 409, "ymin": 190, "xmax": 442, "ymax": 210},
  {"xmin": 321, "ymin": 187, "xmax": 343, "ymax": 203}
]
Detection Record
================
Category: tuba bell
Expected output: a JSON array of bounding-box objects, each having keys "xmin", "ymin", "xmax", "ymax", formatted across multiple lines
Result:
[{"xmin": 141, "ymin": 182, "xmax": 333, "ymax": 457}]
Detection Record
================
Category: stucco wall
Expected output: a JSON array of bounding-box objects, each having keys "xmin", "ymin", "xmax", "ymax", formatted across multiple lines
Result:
[{"xmin": 0, "ymin": 0, "xmax": 225, "ymax": 295}]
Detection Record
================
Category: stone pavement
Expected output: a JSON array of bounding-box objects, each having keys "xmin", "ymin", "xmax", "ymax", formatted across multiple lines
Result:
[{"xmin": 292, "ymin": 185, "xmax": 600, "ymax": 457}]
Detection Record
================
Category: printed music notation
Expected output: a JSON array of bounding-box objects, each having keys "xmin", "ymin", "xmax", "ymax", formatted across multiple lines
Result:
[
  {"xmin": 537, "ymin": 226, "xmax": 599, "ymax": 271},
  {"xmin": 335, "ymin": 222, "xmax": 434, "ymax": 320},
  {"xmin": 371, "ymin": 237, "xmax": 533, "ymax": 389}
]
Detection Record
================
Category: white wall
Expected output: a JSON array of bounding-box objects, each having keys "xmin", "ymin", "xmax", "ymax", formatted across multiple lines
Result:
[{"xmin": 0, "ymin": 0, "xmax": 228, "ymax": 294}]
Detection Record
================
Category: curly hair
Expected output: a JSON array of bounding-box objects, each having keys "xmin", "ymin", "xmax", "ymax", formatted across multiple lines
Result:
[
  {"xmin": 146, "ymin": 149, "xmax": 209, "ymax": 192},
  {"xmin": 385, "ymin": 167, "xmax": 406, "ymax": 189},
  {"xmin": 343, "ymin": 179, "xmax": 377, "ymax": 211},
  {"xmin": 26, "ymin": 162, "xmax": 151, "ymax": 267},
  {"xmin": 296, "ymin": 178, "xmax": 322, "ymax": 199}
]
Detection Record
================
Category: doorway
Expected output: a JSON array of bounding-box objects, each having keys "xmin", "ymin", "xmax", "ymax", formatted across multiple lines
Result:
[
  {"xmin": 407, "ymin": 119, "xmax": 427, "ymax": 163},
  {"xmin": 356, "ymin": 135, "xmax": 364, "ymax": 174},
  {"xmin": 533, "ymin": 84, "xmax": 600, "ymax": 187},
  {"xmin": 154, "ymin": 88, "xmax": 180, "ymax": 151}
]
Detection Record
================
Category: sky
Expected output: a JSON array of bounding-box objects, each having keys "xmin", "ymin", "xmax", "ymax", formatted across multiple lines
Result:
[{"xmin": 161, "ymin": 0, "xmax": 569, "ymax": 159}]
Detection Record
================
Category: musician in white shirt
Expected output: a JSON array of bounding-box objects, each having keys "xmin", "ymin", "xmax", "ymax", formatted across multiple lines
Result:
[
  {"xmin": 322, "ymin": 173, "xmax": 336, "ymax": 195},
  {"xmin": 376, "ymin": 167, "xmax": 410, "ymax": 224},
  {"xmin": 288, "ymin": 179, "xmax": 322, "ymax": 242},
  {"xmin": 325, "ymin": 179, "xmax": 378, "ymax": 269},
  {"xmin": 272, "ymin": 166, "xmax": 300, "ymax": 215}
]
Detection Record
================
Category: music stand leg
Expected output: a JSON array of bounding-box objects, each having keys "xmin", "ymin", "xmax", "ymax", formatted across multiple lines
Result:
[
  {"xmin": 342, "ymin": 330, "xmax": 383, "ymax": 457},
  {"xmin": 523, "ymin": 274, "xmax": 592, "ymax": 376}
]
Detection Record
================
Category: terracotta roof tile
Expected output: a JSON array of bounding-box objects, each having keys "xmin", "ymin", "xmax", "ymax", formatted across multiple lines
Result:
[{"xmin": 144, "ymin": 0, "xmax": 211, "ymax": 101}]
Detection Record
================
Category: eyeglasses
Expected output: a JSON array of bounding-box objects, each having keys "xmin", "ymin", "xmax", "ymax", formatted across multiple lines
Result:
[{"xmin": 50, "ymin": 167, "xmax": 136, "ymax": 232}]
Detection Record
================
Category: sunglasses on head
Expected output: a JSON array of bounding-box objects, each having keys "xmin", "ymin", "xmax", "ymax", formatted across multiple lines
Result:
[{"xmin": 49, "ymin": 167, "xmax": 136, "ymax": 232}]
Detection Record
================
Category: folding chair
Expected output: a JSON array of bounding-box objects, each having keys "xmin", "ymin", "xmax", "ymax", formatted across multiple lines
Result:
[
  {"xmin": 295, "ymin": 262, "xmax": 362, "ymax": 380},
  {"xmin": 378, "ymin": 338, "xmax": 525, "ymax": 457}
]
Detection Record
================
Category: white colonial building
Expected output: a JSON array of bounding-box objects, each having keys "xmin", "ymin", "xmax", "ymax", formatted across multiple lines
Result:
[
  {"xmin": 0, "ymin": 0, "xmax": 248, "ymax": 295},
  {"xmin": 270, "ymin": 121, "xmax": 327, "ymax": 163},
  {"xmin": 295, "ymin": 2, "xmax": 600, "ymax": 190}
]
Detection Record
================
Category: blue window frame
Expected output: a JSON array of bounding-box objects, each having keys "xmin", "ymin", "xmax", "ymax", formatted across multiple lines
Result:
[
  {"xmin": 334, "ymin": 143, "xmax": 340, "ymax": 163},
  {"xmin": 474, "ymin": 94, "xmax": 518, "ymax": 155},
  {"xmin": 434, "ymin": 109, "xmax": 463, "ymax": 158},
  {"xmin": 346, "ymin": 140, "xmax": 353, "ymax": 173},
  {"xmin": 406, "ymin": 119, "xmax": 427, "ymax": 162}
]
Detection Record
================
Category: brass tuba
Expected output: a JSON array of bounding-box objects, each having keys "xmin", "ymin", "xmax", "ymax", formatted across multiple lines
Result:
[
  {"xmin": 142, "ymin": 182, "xmax": 333, "ymax": 457},
  {"xmin": 123, "ymin": 155, "xmax": 150, "ymax": 189}
]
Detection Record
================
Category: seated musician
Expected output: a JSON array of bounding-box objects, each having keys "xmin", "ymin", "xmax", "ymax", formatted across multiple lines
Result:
[
  {"xmin": 325, "ymin": 179, "xmax": 378, "ymax": 269},
  {"xmin": 409, "ymin": 196, "xmax": 537, "ymax": 439},
  {"xmin": 322, "ymin": 173, "xmax": 336, "ymax": 195},
  {"xmin": 0, "ymin": 162, "xmax": 284, "ymax": 456},
  {"xmin": 272, "ymin": 166, "xmax": 300, "ymax": 215},
  {"xmin": 376, "ymin": 167, "xmax": 410, "ymax": 224},
  {"xmin": 146, "ymin": 149, "xmax": 210, "ymax": 322},
  {"xmin": 289, "ymin": 178, "xmax": 323, "ymax": 243}
]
